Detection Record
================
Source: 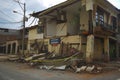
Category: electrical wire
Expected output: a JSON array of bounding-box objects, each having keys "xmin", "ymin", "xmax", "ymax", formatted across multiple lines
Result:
[
  {"xmin": 0, "ymin": 0, "xmax": 23, "ymax": 22},
  {"xmin": 0, "ymin": 21, "xmax": 22, "ymax": 24},
  {"xmin": 0, "ymin": 10, "xmax": 18, "ymax": 22}
]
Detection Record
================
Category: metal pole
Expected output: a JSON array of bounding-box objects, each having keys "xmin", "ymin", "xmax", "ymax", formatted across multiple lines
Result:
[{"xmin": 21, "ymin": 3, "xmax": 25, "ymax": 57}]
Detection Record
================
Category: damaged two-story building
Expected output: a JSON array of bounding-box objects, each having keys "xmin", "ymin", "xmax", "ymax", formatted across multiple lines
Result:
[{"xmin": 30, "ymin": 0, "xmax": 120, "ymax": 62}]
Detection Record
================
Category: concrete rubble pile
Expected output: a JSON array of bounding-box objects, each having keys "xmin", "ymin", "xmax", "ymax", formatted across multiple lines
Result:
[{"xmin": 24, "ymin": 50, "xmax": 85, "ymax": 71}]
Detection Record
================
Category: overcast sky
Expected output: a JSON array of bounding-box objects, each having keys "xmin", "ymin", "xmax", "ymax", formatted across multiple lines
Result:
[{"xmin": 0, "ymin": 0, "xmax": 120, "ymax": 29}]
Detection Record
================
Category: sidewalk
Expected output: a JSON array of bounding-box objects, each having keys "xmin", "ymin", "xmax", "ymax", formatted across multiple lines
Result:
[{"xmin": 0, "ymin": 54, "xmax": 8, "ymax": 61}]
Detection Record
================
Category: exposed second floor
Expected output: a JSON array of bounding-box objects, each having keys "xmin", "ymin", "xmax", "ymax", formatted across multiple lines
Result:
[{"xmin": 31, "ymin": 0, "xmax": 120, "ymax": 38}]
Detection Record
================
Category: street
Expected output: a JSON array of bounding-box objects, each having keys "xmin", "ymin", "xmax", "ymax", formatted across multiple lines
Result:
[{"xmin": 0, "ymin": 61, "xmax": 120, "ymax": 80}]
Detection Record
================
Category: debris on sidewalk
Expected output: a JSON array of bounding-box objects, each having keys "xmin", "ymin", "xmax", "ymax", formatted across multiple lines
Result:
[
  {"xmin": 76, "ymin": 65, "xmax": 102, "ymax": 73},
  {"xmin": 53, "ymin": 65, "xmax": 66, "ymax": 70},
  {"xmin": 76, "ymin": 66, "xmax": 87, "ymax": 73},
  {"xmin": 86, "ymin": 65, "xmax": 95, "ymax": 72},
  {"xmin": 39, "ymin": 65, "xmax": 54, "ymax": 70}
]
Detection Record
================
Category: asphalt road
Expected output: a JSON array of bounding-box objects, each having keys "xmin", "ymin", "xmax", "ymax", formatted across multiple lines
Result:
[{"xmin": 0, "ymin": 61, "xmax": 120, "ymax": 80}]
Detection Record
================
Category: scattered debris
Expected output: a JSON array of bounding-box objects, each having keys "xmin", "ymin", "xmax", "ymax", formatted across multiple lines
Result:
[
  {"xmin": 86, "ymin": 65, "xmax": 95, "ymax": 72},
  {"xmin": 39, "ymin": 65, "xmax": 54, "ymax": 70},
  {"xmin": 53, "ymin": 65, "xmax": 66, "ymax": 70},
  {"xmin": 76, "ymin": 65, "xmax": 103, "ymax": 73},
  {"xmin": 76, "ymin": 66, "xmax": 87, "ymax": 73}
]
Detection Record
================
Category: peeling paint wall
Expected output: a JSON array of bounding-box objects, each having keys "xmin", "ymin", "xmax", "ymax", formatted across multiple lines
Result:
[
  {"xmin": 48, "ymin": 35, "xmax": 81, "ymax": 55},
  {"xmin": 28, "ymin": 28, "xmax": 44, "ymax": 40},
  {"xmin": 80, "ymin": 6, "xmax": 89, "ymax": 32}
]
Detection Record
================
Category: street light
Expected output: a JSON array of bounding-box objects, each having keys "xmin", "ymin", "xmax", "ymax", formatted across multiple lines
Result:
[
  {"xmin": 13, "ymin": 1, "xmax": 26, "ymax": 57},
  {"xmin": 13, "ymin": 10, "xmax": 24, "ymax": 16}
]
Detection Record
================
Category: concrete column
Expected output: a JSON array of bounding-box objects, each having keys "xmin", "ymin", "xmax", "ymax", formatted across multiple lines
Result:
[
  {"xmin": 86, "ymin": 35, "xmax": 94, "ymax": 63},
  {"xmin": 15, "ymin": 42, "xmax": 18, "ymax": 54},
  {"xmin": 116, "ymin": 41, "xmax": 119, "ymax": 59},
  {"xmin": 6, "ymin": 43, "xmax": 8, "ymax": 54},
  {"xmin": 27, "ymin": 40, "xmax": 31, "ymax": 51},
  {"xmin": 104, "ymin": 37, "xmax": 110, "ymax": 62},
  {"xmin": 10, "ymin": 43, "xmax": 13, "ymax": 54}
]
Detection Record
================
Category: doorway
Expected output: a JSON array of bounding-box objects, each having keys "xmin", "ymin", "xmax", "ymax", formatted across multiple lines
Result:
[
  {"xmin": 109, "ymin": 39, "xmax": 117, "ymax": 60},
  {"xmin": 94, "ymin": 37, "xmax": 104, "ymax": 61}
]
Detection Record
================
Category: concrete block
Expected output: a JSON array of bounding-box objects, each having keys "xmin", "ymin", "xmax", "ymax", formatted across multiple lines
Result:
[
  {"xmin": 76, "ymin": 66, "xmax": 87, "ymax": 73},
  {"xmin": 86, "ymin": 65, "xmax": 95, "ymax": 72},
  {"xmin": 54, "ymin": 65, "xmax": 66, "ymax": 70}
]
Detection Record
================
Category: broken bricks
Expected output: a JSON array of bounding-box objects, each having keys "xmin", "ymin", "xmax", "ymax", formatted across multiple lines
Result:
[
  {"xmin": 76, "ymin": 65, "xmax": 102, "ymax": 73},
  {"xmin": 86, "ymin": 65, "xmax": 95, "ymax": 72},
  {"xmin": 76, "ymin": 66, "xmax": 87, "ymax": 73}
]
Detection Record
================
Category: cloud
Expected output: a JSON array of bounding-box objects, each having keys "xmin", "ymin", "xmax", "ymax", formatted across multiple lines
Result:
[
  {"xmin": 26, "ymin": 0, "xmax": 45, "ymax": 13},
  {"xmin": 41, "ymin": 0, "xmax": 66, "ymax": 8},
  {"xmin": 1, "ymin": 0, "xmax": 119, "ymax": 29},
  {"xmin": 108, "ymin": 0, "xmax": 120, "ymax": 9},
  {"xmin": 26, "ymin": 0, "xmax": 66, "ymax": 14}
]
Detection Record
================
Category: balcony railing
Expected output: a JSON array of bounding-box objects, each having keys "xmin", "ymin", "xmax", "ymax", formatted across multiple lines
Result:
[{"xmin": 96, "ymin": 22, "xmax": 116, "ymax": 32}]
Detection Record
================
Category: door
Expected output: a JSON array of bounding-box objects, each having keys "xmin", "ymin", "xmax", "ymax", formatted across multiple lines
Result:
[
  {"xmin": 94, "ymin": 38, "xmax": 104, "ymax": 61},
  {"xmin": 109, "ymin": 39, "xmax": 117, "ymax": 60}
]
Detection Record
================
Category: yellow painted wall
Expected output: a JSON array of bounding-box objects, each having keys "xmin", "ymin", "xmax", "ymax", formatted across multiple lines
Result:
[
  {"xmin": 28, "ymin": 28, "xmax": 44, "ymax": 51},
  {"xmin": 28, "ymin": 28, "xmax": 44, "ymax": 40}
]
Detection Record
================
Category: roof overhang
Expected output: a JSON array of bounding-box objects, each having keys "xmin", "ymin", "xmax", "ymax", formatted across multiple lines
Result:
[{"xmin": 31, "ymin": 0, "xmax": 80, "ymax": 18}]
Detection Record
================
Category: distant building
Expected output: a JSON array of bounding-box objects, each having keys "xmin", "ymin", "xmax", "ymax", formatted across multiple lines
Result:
[{"xmin": 0, "ymin": 27, "xmax": 28, "ymax": 55}]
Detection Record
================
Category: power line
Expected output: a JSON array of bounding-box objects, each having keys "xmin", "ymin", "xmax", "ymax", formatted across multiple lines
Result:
[
  {"xmin": 0, "ymin": 10, "xmax": 18, "ymax": 22},
  {"xmin": 0, "ymin": 0, "xmax": 23, "ymax": 22},
  {"xmin": 0, "ymin": 21, "xmax": 22, "ymax": 24}
]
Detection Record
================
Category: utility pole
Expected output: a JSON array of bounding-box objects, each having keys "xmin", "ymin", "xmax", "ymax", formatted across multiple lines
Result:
[
  {"xmin": 13, "ymin": 1, "xmax": 26, "ymax": 57},
  {"xmin": 22, "ymin": 3, "xmax": 26, "ymax": 57}
]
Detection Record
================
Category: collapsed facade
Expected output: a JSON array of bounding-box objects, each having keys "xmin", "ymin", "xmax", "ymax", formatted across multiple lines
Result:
[{"xmin": 30, "ymin": 0, "xmax": 120, "ymax": 62}]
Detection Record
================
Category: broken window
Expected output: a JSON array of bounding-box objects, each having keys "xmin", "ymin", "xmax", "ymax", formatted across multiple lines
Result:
[
  {"xmin": 111, "ymin": 16, "xmax": 117, "ymax": 30},
  {"xmin": 96, "ymin": 7, "xmax": 104, "ymax": 26},
  {"xmin": 37, "ymin": 26, "xmax": 44, "ymax": 34},
  {"xmin": 57, "ymin": 10, "xmax": 67, "ymax": 23}
]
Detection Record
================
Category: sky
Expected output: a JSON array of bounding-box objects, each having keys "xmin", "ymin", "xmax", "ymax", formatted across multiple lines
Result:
[{"xmin": 0, "ymin": 0, "xmax": 120, "ymax": 29}]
